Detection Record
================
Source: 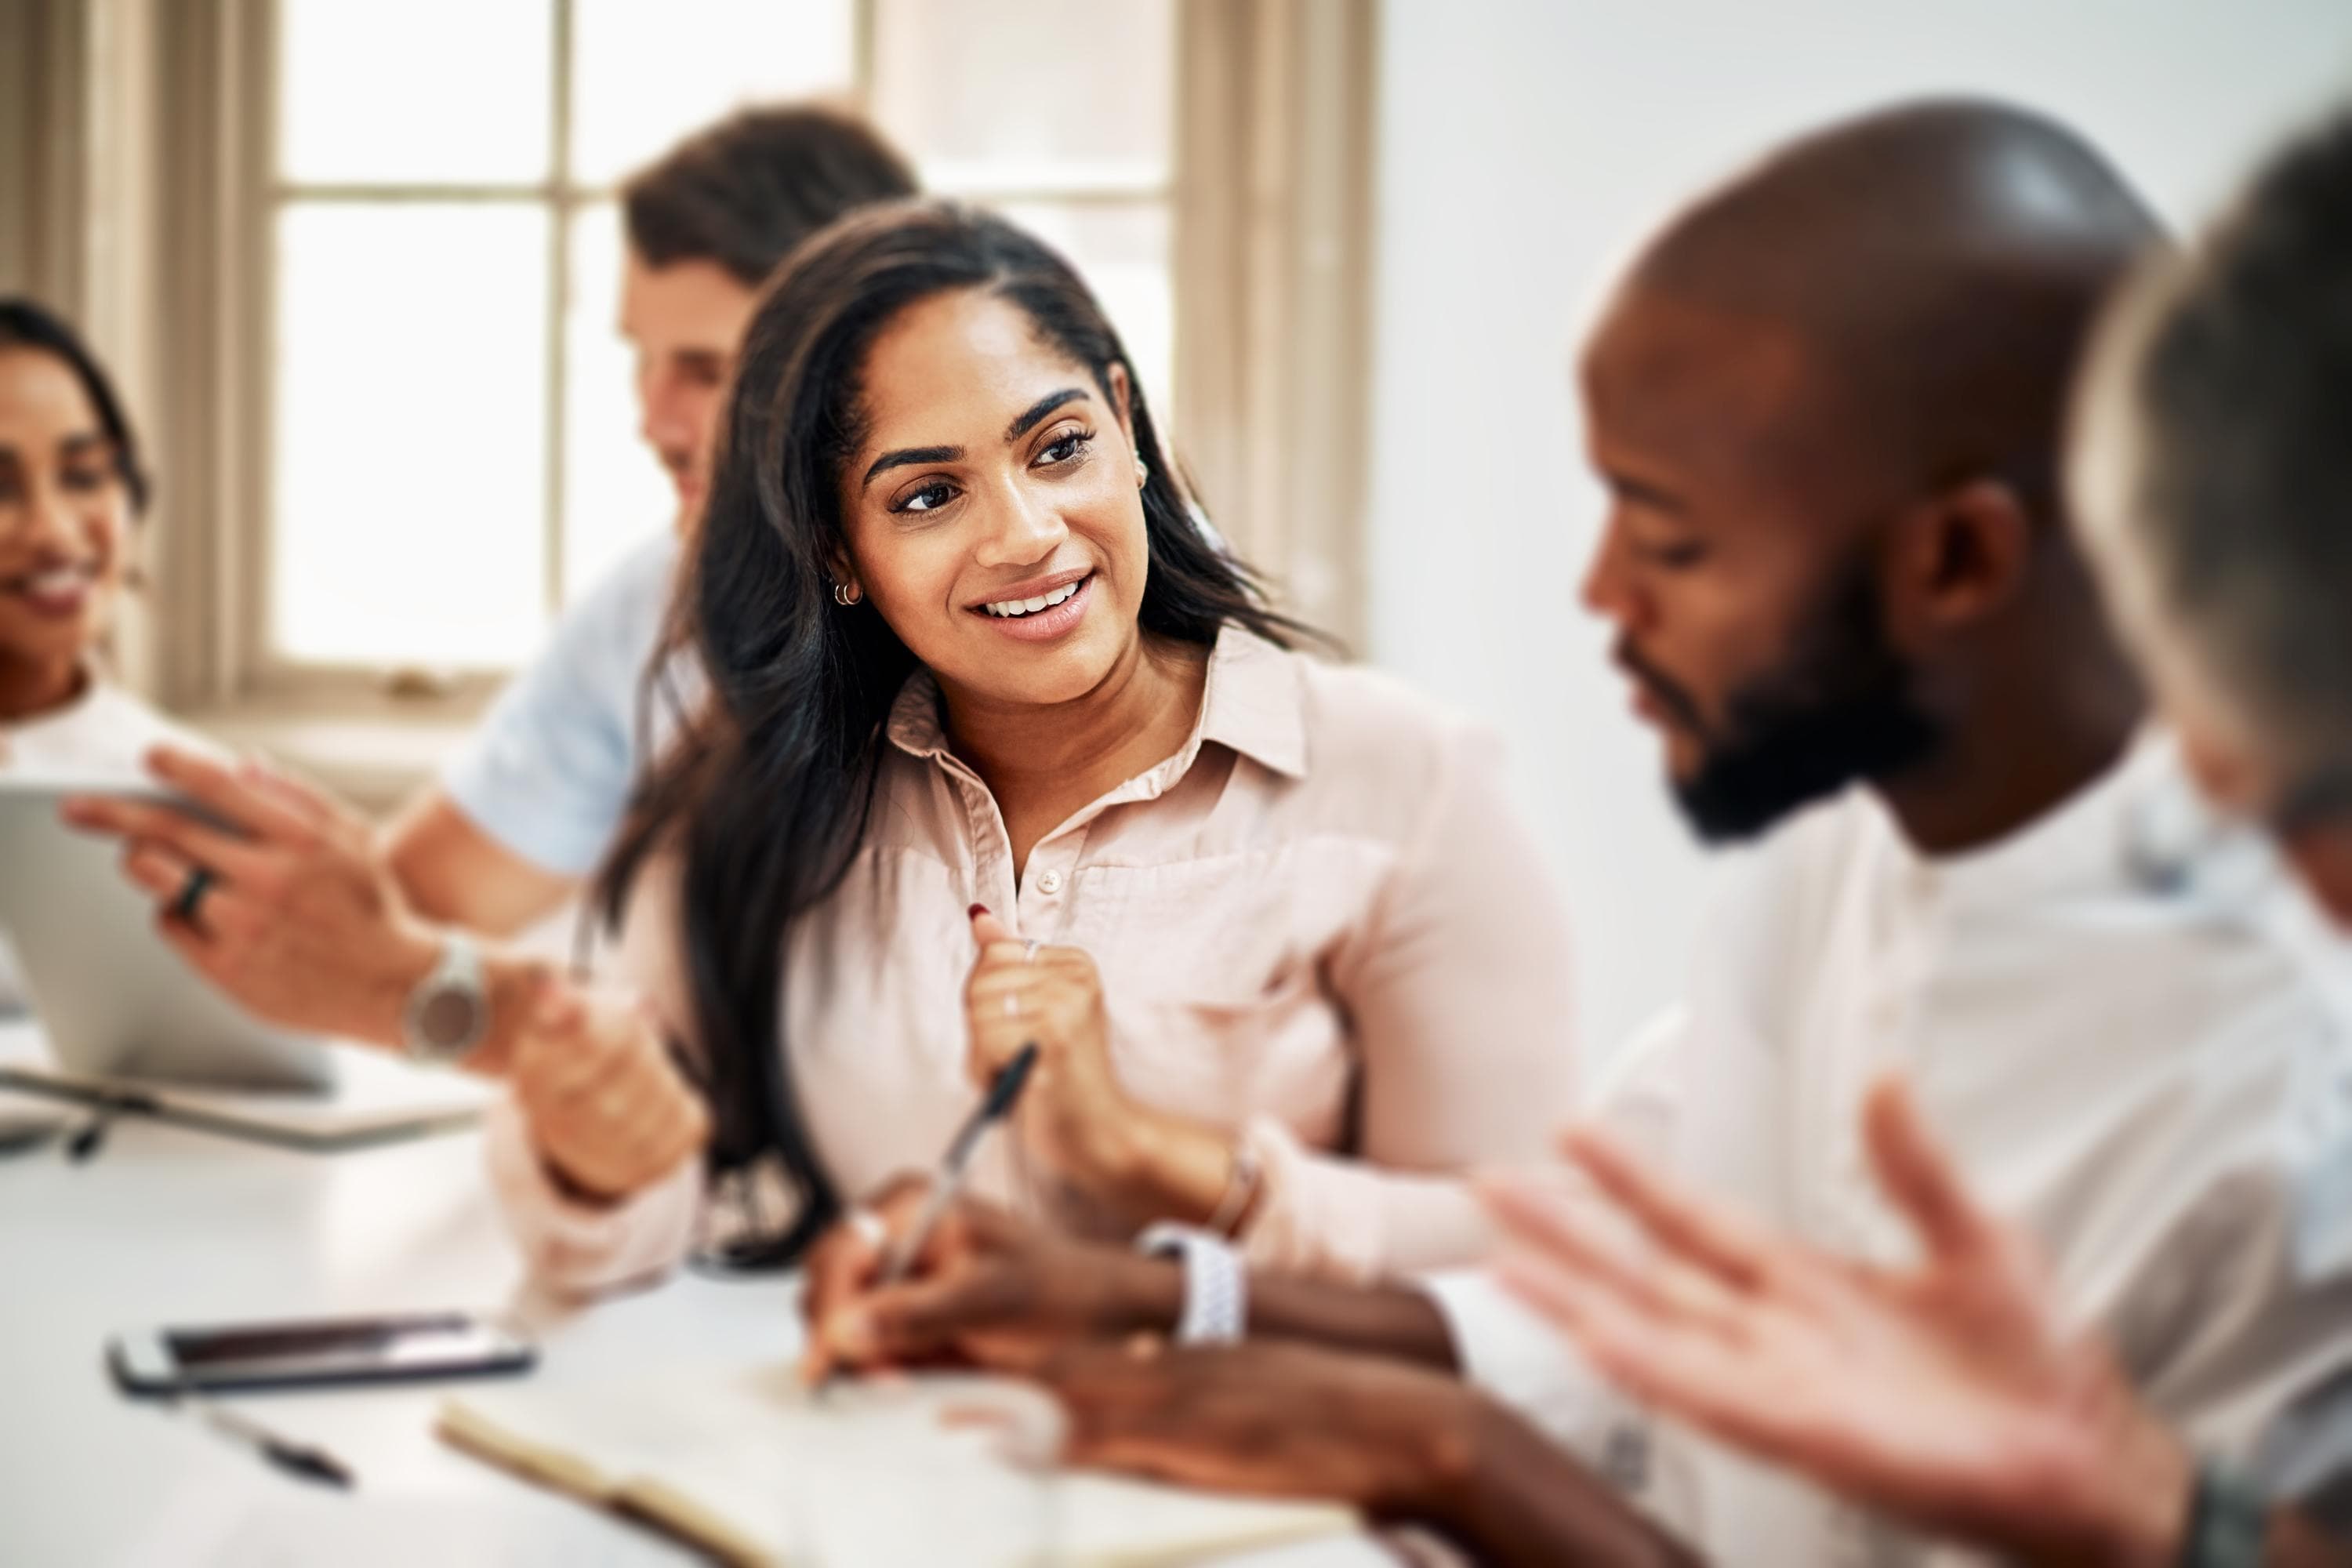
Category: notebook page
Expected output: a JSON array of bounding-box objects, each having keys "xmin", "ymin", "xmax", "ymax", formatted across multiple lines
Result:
[{"xmin": 441, "ymin": 1366, "xmax": 1356, "ymax": 1567}]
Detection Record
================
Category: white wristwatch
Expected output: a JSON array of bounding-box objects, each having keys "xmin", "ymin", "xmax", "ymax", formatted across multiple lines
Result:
[
  {"xmin": 401, "ymin": 933, "xmax": 490, "ymax": 1066},
  {"xmin": 1137, "ymin": 1223, "xmax": 1247, "ymax": 1345}
]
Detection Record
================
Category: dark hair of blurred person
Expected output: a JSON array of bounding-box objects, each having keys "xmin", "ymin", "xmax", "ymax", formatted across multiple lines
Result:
[{"xmin": 2078, "ymin": 106, "xmax": 2352, "ymax": 927}]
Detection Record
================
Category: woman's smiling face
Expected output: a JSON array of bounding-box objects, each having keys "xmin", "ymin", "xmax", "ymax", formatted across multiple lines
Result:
[
  {"xmin": 0, "ymin": 346, "xmax": 132, "ymax": 688},
  {"xmin": 836, "ymin": 286, "xmax": 1150, "ymax": 710}
]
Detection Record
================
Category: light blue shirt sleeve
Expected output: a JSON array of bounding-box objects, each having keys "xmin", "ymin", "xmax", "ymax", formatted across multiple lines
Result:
[{"xmin": 441, "ymin": 532, "xmax": 684, "ymax": 878}]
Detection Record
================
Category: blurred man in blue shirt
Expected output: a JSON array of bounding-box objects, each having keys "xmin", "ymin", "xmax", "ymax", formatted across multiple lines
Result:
[{"xmin": 67, "ymin": 108, "xmax": 916, "ymax": 1069}]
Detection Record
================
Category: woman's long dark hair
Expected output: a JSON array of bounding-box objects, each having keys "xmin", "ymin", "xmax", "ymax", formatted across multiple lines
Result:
[
  {"xmin": 0, "ymin": 299, "xmax": 151, "ymax": 513},
  {"xmin": 599, "ymin": 201, "xmax": 1306, "ymax": 1265}
]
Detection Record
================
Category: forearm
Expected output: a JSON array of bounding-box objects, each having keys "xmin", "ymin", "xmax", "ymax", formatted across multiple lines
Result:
[
  {"xmin": 1407, "ymin": 1393, "xmax": 1700, "ymax": 1568},
  {"xmin": 1091, "ymin": 1109, "xmax": 1242, "ymax": 1232},
  {"xmin": 1089, "ymin": 1247, "xmax": 1460, "ymax": 1370},
  {"xmin": 381, "ymin": 789, "xmax": 579, "ymax": 938},
  {"xmin": 1250, "ymin": 1271, "xmax": 1461, "ymax": 1370},
  {"xmin": 1102, "ymin": 1107, "xmax": 1518, "ymax": 1286},
  {"xmin": 484, "ymin": 1096, "xmax": 700, "ymax": 1292}
]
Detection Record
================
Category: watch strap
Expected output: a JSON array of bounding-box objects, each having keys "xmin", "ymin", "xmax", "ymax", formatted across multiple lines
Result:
[
  {"xmin": 1137, "ymin": 1223, "xmax": 1247, "ymax": 1345},
  {"xmin": 401, "ymin": 933, "xmax": 489, "ymax": 1065}
]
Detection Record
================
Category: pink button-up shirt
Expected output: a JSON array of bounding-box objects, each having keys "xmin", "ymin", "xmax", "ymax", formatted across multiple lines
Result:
[{"xmin": 488, "ymin": 627, "xmax": 1577, "ymax": 1290}]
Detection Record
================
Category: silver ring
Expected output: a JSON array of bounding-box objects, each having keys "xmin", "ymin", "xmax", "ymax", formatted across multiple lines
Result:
[
  {"xmin": 1023, "ymin": 938, "xmax": 1041, "ymax": 964},
  {"xmin": 845, "ymin": 1207, "xmax": 887, "ymax": 1250},
  {"xmin": 1004, "ymin": 989, "xmax": 1020, "ymax": 1018}
]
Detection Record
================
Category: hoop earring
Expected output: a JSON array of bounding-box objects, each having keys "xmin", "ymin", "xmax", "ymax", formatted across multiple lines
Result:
[
  {"xmin": 833, "ymin": 581, "xmax": 862, "ymax": 608},
  {"xmin": 1134, "ymin": 449, "xmax": 1149, "ymax": 489}
]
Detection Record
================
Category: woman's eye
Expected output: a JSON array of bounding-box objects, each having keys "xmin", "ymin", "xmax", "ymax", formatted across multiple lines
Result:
[
  {"xmin": 1633, "ymin": 539, "xmax": 1708, "ymax": 570},
  {"xmin": 895, "ymin": 480, "xmax": 956, "ymax": 514},
  {"xmin": 1036, "ymin": 429, "xmax": 1094, "ymax": 467},
  {"xmin": 61, "ymin": 466, "xmax": 112, "ymax": 494}
]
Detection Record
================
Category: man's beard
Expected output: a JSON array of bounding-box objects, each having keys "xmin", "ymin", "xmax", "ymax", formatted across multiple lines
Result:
[{"xmin": 1624, "ymin": 562, "xmax": 1943, "ymax": 844}]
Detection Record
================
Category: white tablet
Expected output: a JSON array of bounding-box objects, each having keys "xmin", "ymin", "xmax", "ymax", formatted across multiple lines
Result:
[{"xmin": 0, "ymin": 777, "xmax": 333, "ymax": 1092}]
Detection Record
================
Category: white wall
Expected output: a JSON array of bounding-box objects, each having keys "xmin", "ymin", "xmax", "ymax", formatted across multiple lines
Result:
[{"xmin": 1366, "ymin": 0, "xmax": 2352, "ymax": 1059}]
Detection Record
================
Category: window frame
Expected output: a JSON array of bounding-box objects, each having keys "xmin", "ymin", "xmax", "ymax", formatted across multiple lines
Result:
[{"xmin": 46, "ymin": 0, "xmax": 1372, "ymax": 797}]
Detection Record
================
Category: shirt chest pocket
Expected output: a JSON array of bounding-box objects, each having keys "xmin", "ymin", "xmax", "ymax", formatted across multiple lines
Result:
[
  {"xmin": 1073, "ymin": 851, "xmax": 1381, "ymax": 1135},
  {"xmin": 1072, "ymin": 850, "xmax": 1374, "ymax": 1008}
]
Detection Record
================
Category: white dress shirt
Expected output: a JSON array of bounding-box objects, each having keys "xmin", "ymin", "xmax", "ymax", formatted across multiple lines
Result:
[{"xmin": 1429, "ymin": 731, "xmax": 2352, "ymax": 1566}]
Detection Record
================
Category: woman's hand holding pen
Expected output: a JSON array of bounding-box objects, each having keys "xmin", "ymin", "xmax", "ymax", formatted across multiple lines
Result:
[
  {"xmin": 961, "ymin": 906, "xmax": 1239, "ymax": 1228},
  {"xmin": 510, "ymin": 982, "xmax": 710, "ymax": 1203}
]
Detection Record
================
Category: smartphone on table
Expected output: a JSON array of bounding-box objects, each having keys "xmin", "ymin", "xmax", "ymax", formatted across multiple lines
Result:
[{"xmin": 108, "ymin": 1310, "xmax": 535, "ymax": 1396}]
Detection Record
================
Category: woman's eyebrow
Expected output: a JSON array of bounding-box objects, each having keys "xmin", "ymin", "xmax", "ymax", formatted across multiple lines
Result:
[
  {"xmin": 1004, "ymin": 387, "xmax": 1087, "ymax": 444},
  {"xmin": 858, "ymin": 388, "xmax": 1091, "ymax": 490},
  {"xmin": 862, "ymin": 444, "xmax": 964, "ymax": 488}
]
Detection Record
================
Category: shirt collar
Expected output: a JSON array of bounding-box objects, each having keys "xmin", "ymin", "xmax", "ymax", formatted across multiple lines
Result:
[
  {"xmin": 884, "ymin": 623, "xmax": 1309, "ymax": 790},
  {"xmin": 1871, "ymin": 727, "xmax": 2272, "ymax": 913}
]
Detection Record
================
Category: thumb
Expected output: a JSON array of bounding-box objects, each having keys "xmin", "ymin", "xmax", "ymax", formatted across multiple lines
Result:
[
  {"xmin": 1862, "ymin": 1074, "xmax": 1988, "ymax": 1261},
  {"xmin": 970, "ymin": 904, "xmax": 1019, "ymax": 949}
]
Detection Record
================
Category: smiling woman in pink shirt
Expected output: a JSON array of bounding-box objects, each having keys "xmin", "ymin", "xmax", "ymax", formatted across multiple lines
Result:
[{"xmin": 486, "ymin": 201, "xmax": 1576, "ymax": 1294}]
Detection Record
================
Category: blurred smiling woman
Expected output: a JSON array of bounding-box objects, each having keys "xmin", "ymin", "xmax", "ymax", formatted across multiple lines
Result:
[
  {"xmin": 487, "ymin": 203, "xmax": 1577, "ymax": 1291},
  {"xmin": 0, "ymin": 300, "xmax": 189, "ymax": 773},
  {"xmin": 0, "ymin": 300, "xmax": 201, "ymax": 1011}
]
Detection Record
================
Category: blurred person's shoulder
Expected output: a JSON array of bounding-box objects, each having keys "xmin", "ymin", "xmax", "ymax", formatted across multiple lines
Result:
[
  {"xmin": 550, "ymin": 530, "xmax": 700, "ymax": 752},
  {"xmin": 565, "ymin": 531, "xmax": 684, "ymax": 659}
]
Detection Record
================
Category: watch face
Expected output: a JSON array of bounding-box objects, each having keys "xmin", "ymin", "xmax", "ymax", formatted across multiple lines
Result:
[{"xmin": 416, "ymin": 987, "xmax": 481, "ymax": 1054}]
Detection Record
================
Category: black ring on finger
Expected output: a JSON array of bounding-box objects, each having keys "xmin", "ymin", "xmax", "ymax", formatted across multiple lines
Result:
[{"xmin": 172, "ymin": 865, "xmax": 216, "ymax": 925}]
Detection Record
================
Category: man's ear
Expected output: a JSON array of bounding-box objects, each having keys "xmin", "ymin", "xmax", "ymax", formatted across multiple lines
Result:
[{"xmin": 1883, "ymin": 477, "xmax": 2034, "ymax": 646}]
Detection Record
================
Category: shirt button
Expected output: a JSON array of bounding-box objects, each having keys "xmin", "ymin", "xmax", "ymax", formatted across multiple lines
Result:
[{"xmin": 1037, "ymin": 869, "xmax": 1065, "ymax": 895}]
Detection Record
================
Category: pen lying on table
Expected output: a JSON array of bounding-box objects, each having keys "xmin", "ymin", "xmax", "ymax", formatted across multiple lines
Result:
[
  {"xmin": 165, "ymin": 1381, "xmax": 357, "ymax": 1490},
  {"xmin": 63, "ymin": 1086, "xmax": 162, "ymax": 1163}
]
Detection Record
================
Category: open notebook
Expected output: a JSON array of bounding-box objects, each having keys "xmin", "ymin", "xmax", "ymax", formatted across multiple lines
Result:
[{"xmin": 439, "ymin": 1364, "xmax": 1359, "ymax": 1566}]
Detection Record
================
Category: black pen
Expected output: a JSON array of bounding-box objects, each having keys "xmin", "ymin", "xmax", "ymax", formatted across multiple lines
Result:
[
  {"xmin": 169, "ymin": 1383, "xmax": 356, "ymax": 1490},
  {"xmin": 879, "ymin": 1041, "xmax": 1041, "ymax": 1287},
  {"xmin": 814, "ymin": 1042, "xmax": 1040, "ymax": 1396},
  {"xmin": 66, "ymin": 1087, "xmax": 159, "ymax": 1163}
]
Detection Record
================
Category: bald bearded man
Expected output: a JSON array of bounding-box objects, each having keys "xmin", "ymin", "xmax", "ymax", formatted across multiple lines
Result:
[{"xmin": 793, "ymin": 100, "xmax": 2352, "ymax": 1566}]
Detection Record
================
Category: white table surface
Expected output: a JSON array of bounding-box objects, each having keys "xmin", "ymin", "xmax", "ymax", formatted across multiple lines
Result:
[{"xmin": 0, "ymin": 1022, "xmax": 1389, "ymax": 1566}]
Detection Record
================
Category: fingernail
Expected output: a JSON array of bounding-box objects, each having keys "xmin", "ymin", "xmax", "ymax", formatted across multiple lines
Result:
[{"xmin": 967, "ymin": 903, "xmax": 988, "ymax": 920}]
